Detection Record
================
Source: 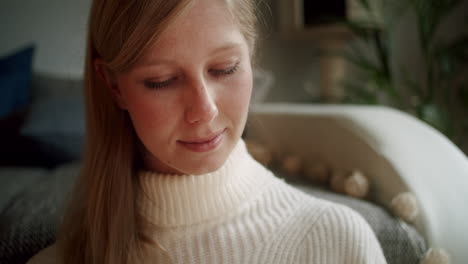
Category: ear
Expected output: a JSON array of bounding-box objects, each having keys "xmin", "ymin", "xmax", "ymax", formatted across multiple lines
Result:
[{"xmin": 93, "ymin": 58, "xmax": 128, "ymax": 110}]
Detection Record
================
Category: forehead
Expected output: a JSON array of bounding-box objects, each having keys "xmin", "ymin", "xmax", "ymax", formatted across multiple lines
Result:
[{"xmin": 138, "ymin": 0, "xmax": 247, "ymax": 65}]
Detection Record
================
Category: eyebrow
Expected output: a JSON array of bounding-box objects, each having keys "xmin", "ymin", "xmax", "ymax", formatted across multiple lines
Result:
[{"xmin": 138, "ymin": 42, "xmax": 243, "ymax": 67}]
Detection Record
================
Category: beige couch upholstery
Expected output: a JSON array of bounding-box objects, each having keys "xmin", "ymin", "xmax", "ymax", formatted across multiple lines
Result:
[{"xmin": 247, "ymin": 103, "xmax": 468, "ymax": 264}]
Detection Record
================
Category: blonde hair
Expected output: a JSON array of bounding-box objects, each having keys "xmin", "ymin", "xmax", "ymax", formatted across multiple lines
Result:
[{"xmin": 57, "ymin": 0, "xmax": 258, "ymax": 263}]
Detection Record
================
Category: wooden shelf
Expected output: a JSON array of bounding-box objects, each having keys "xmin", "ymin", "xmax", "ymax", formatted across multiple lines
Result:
[
  {"xmin": 279, "ymin": 24, "xmax": 354, "ymax": 43},
  {"xmin": 277, "ymin": 0, "xmax": 382, "ymax": 39},
  {"xmin": 275, "ymin": 0, "xmax": 383, "ymax": 103}
]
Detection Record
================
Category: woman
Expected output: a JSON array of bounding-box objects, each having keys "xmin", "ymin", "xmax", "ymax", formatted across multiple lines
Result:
[{"xmin": 28, "ymin": 0, "xmax": 387, "ymax": 263}]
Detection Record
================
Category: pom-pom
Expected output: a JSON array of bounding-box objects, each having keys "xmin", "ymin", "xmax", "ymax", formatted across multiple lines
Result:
[
  {"xmin": 390, "ymin": 192, "xmax": 419, "ymax": 223},
  {"xmin": 281, "ymin": 155, "xmax": 303, "ymax": 175},
  {"xmin": 330, "ymin": 170, "xmax": 347, "ymax": 193},
  {"xmin": 245, "ymin": 141, "xmax": 273, "ymax": 166},
  {"xmin": 420, "ymin": 248, "xmax": 450, "ymax": 264},
  {"xmin": 344, "ymin": 170, "xmax": 369, "ymax": 198},
  {"xmin": 305, "ymin": 162, "xmax": 330, "ymax": 185}
]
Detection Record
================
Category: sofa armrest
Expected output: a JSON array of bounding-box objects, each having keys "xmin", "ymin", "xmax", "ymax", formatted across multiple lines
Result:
[{"xmin": 248, "ymin": 103, "xmax": 468, "ymax": 264}]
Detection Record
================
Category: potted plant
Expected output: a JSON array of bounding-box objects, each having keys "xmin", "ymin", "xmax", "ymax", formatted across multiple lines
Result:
[{"xmin": 341, "ymin": 0, "xmax": 468, "ymax": 153}]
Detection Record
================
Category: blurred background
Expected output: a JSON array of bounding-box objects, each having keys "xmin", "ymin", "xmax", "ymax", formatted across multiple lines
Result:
[
  {"xmin": 1, "ymin": 0, "xmax": 467, "ymax": 166},
  {"xmin": 257, "ymin": 0, "xmax": 468, "ymax": 155},
  {"xmin": 1, "ymin": 1, "xmax": 468, "ymax": 264}
]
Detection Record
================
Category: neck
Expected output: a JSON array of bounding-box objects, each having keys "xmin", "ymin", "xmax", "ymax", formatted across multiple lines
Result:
[{"xmin": 138, "ymin": 139, "xmax": 277, "ymax": 227}]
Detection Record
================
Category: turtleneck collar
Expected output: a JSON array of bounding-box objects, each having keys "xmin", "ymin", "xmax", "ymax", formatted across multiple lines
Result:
[{"xmin": 138, "ymin": 139, "xmax": 277, "ymax": 228}]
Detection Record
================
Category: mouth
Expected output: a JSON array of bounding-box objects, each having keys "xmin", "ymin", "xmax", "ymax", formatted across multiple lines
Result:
[{"xmin": 177, "ymin": 128, "xmax": 226, "ymax": 152}]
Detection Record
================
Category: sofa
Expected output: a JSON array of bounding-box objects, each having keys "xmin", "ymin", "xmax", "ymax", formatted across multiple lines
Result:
[{"xmin": 246, "ymin": 103, "xmax": 468, "ymax": 264}]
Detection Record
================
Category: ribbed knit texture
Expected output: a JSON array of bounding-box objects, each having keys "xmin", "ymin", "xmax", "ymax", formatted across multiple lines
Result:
[{"xmin": 28, "ymin": 140, "xmax": 387, "ymax": 264}]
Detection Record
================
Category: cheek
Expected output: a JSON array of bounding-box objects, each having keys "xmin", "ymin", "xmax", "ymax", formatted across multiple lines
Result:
[
  {"xmin": 119, "ymin": 85, "xmax": 177, "ymax": 143},
  {"xmin": 219, "ymin": 68, "xmax": 253, "ymax": 120},
  {"xmin": 236, "ymin": 67, "xmax": 253, "ymax": 106}
]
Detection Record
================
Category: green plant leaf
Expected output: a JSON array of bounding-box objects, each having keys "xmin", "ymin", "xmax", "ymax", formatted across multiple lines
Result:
[
  {"xmin": 439, "ymin": 52, "xmax": 457, "ymax": 79},
  {"xmin": 342, "ymin": 80, "xmax": 379, "ymax": 105},
  {"xmin": 341, "ymin": 20, "xmax": 381, "ymax": 42},
  {"xmin": 433, "ymin": 34, "xmax": 468, "ymax": 81},
  {"xmin": 343, "ymin": 42, "xmax": 397, "ymax": 103},
  {"xmin": 343, "ymin": 52, "xmax": 380, "ymax": 74},
  {"xmin": 419, "ymin": 103, "xmax": 453, "ymax": 137},
  {"xmin": 410, "ymin": 0, "xmax": 464, "ymax": 47},
  {"xmin": 400, "ymin": 66, "xmax": 424, "ymax": 99},
  {"xmin": 357, "ymin": 0, "xmax": 371, "ymax": 11},
  {"xmin": 370, "ymin": 70, "xmax": 390, "ymax": 89},
  {"xmin": 381, "ymin": 1, "xmax": 410, "ymax": 27}
]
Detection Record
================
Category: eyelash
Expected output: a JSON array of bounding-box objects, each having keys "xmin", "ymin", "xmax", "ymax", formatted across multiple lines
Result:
[
  {"xmin": 144, "ymin": 62, "xmax": 240, "ymax": 90},
  {"xmin": 144, "ymin": 77, "xmax": 177, "ymax": 89},
  {"xmin": 209, "ymin": 62, "xmax": 240, "ymax": 77}
]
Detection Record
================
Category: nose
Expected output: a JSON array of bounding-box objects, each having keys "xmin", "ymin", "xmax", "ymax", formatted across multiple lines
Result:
[{"xmin": 184, "ymin": 80, "xmax": 218, "ymax": 125}]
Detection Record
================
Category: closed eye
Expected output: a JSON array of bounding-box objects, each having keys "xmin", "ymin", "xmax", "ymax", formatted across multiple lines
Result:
[
  {"xmin": 144, "ymin": 62, "xmax": 240, "ymax": 89},
  {"xmin": 144, "ymin": 77, "xmax": 178, "ymax": 89},
  {"xmin": 209, "ymin": 62, "xmax": 240, "ymax": 77}
]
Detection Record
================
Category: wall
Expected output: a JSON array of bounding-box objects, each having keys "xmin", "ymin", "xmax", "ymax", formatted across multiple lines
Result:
[
  {"xmin": 0, "ymin": 0, "xmax": 321, "ymax": 102},
  {"xmin": 0, "ymin": 0, "xmax": 325, "ymax": 102},
  {"xmin": 0, "ymin": 0, "xmax": 91, "ymax": 79},
  {"xmin": 255, "ymin": 0, "xmax": 322, "ymax": 102}
]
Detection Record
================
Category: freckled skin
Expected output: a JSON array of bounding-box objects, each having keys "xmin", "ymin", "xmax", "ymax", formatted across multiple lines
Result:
[{"xmin": 112, "ymin": 0, "xmax": 253, "ymax": 175}]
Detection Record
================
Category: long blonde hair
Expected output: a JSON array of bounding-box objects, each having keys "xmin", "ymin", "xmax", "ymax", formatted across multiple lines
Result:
[{"xmin": 58, "ymin": 0, "xmax": 258, "ymax": 263}]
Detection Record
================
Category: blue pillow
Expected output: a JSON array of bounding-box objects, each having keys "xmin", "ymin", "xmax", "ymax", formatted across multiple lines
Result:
[{"xmin": 0, "ymin": 45, "xmax": 35, "ymax": 118}]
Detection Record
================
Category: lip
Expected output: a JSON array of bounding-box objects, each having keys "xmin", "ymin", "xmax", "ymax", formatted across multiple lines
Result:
[{"xmin": 177, "ymin": 129, "xmax": 226, "ymax": 152}]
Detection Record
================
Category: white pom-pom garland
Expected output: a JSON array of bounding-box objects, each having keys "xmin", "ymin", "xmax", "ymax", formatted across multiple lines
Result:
[
  {"xmin": 344, "ymin": 170, "xmax": 369, "ymax": 198},
  {"xmin": 420, "ymin": 248, "xmax": 450, "ymax": 264},
  {"xmin": 390, "ymin": 192, "xmax": 420, "ymax": 223},
  {"xmin": 305, "ymin": 163, "xmax": 330, "ymax": 184},
  {"xmin": 330, "ymin": 170, "xmax": 347, "ymax": 193},
  {"xmin": 281, "ymin": 155, "xmax": 303, "ymax": 175}
]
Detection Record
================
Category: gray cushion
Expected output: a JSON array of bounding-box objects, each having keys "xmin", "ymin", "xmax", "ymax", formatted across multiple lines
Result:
[
  {"xmin": 0, "ymin": 163, "xmax": 78, "ymax": 264},
  {"xmin": 0, "ymin": 168, "xmax": 47, "ymax": 212}
]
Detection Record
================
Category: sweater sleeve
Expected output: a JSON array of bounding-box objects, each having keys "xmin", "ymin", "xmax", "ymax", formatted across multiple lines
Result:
[
  {"xmin": 26, "ymin": 244, "xmax": 61, "ymax": 264},
  {"xmin": 300, "ymin": 203, "xmax": 387, "ymax": 264}
]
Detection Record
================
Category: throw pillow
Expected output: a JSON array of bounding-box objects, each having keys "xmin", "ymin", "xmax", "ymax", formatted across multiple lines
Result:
[{"xmin": 0, "ymin": 45, "xmax": 35, "ymax": 118}]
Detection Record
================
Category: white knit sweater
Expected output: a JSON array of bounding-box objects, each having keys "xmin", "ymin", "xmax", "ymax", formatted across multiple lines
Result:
[{"xmin": 28, "ymin": 140, "xmax": 387, "ymax": 264}]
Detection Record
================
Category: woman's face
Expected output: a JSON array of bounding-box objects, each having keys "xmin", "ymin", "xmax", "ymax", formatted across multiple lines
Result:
[{"xmin": 108, "ymin": 0, "xmax": 253, "ymax": 175}]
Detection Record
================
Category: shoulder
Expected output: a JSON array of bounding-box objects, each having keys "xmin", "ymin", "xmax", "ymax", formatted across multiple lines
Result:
[
  {"xmin": 283, "ymin": 184, "xmax": 379, "ymax": 236},
  {"xmin": 298, "ymin": 199, "xmax": 388, "ymax": 263},
  {"xmin": 27, "ymin": 243, "xmax": 61, "ymax": 264},
  {"xmin": 308, "ymin": 200, "xmax": 375, "ymax": 237}
]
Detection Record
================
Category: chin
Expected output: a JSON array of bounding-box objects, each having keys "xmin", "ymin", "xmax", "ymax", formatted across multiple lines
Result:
[
  {"xmin": 150, "ymin": 135, "xmax": 240, "ymax": 175},
  {"xmin": 187, "ymin": 146, "xmax": 234, "ymax": 174},
  {"xmin": 184, "ymin": 155, "xmax": 228, "ymax": 175},
  {"xmin": 177, "ymin": 136, "xmax": 238, "ymax": 175}
]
